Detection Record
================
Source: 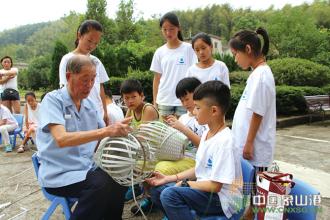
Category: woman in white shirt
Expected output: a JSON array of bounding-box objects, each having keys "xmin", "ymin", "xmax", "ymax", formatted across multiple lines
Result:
[
  {"xmin": 186, "ymin": 32, "xmax": 230, "ymax": 87},
  {"xmin": 150, "ymin": 12, "xmax": 197, "ymax": 119},
  {"xmin": 0, "ymin": 56, "xmax": 20, "ymax": 113}
]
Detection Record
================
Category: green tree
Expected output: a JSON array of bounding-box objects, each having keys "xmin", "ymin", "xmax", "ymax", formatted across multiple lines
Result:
[
  {"xmin": 26, "ymin": 56, "xmax": 51, "ymax": 90},
  {"xmin": 50, "ymin": 41, "xmax": 68, "ymax": 89},
  {"xmin": 115, "ymin": 0, "xmax": 139, "ymax": 42}
]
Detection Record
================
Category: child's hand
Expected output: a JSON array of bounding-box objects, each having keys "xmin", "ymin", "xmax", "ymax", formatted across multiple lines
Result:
[
  {"xmin": 145, "ymin": 171, "xmax": 169, "ymax": 186},
  {"xmin": 166, "ymin": 115, "xmax": 184, "ymax": 131},
  {"xmin": 243, "ymin": 142, "xmax": 254, "ymax": 160}
]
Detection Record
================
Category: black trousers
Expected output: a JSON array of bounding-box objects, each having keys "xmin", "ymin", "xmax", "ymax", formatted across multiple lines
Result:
[{"xmin": 45, "ymin": 168, "xmax": 127, "ymax": 220}]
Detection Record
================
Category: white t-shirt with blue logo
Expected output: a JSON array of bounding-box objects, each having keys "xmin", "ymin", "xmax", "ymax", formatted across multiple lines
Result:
[
  {"xmin": 150, "ymin": 42, "xmax": 197, "ymax": 106},
  {"xmin": 195, "ymin": 127, "xmax": 243, "ymax": 218},
  {"xmin": 185, "ymin": 60, "xmax": 230, "ymax": 88},
  {"xmin": 231, "ymin": 65, "xmax": 276, "ymax": 167}
]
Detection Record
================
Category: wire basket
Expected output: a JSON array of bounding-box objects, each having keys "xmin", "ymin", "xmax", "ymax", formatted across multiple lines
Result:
[
  {"xmin": 135, "ymin": 121, "xmax": 188, "ymax": 161},
  {"xmin": 94, "ymin": 134, "xmax": 156, "ymax": 186}
]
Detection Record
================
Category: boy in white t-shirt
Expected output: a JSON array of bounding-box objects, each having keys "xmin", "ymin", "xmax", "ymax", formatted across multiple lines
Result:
[
  {"xmin": 0, "ymin": 97, "xmax": 18, "ymax": 152},
  {"xmin": 147, "ymin": 81, "xmax": 243, "ymax": 219},
  {"xmin": 104, "ymin": 89, "xmax": 124, "ymax": 125}
]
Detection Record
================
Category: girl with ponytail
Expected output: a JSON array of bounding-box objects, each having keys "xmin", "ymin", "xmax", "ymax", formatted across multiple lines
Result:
[{"xmin": 230, "ymin": 27, "xmax": 276, "ymax": 220}]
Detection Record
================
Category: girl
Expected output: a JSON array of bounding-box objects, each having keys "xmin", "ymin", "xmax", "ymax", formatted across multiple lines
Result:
[
  {"xmin": 230, "ymin": 27, "xmax": 276, "ymax": 220},
  {"xmin": 17, "ymin": 92, "xmax": 40, "ymax": 153},
  {"xmin": 186, "ymin": 32, "xmax": 230, "ymax": 87},
  {"xmin": 59, "ymin": 20, "xmax": 109, "ymax": 125},
  {"xmin": 0, "ymin": 56, "xmax": 20, "ymax": 113},
  {"xmin": 150, "ymin": 12, "xmax": 197, "ymax": 119},
  {"xmin": 0, "ymin": 98, "xmax": 18, "ymax": 152}
]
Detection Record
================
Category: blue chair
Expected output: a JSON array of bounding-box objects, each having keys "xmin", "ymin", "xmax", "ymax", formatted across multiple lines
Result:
[
  {"xmin": 192, "ymin": 159, "xmax": 255, "ymax": 220},
  {"xmin": 31, "ymin": 153, "xmax": 77, "ymax": 220},
  {"xmin": 287, "ymin": 178, "xmax": 320, "ymax": 220},
  {"xmin": 9, "ymin": 114, "xmax": 25, "ymax": 148}
]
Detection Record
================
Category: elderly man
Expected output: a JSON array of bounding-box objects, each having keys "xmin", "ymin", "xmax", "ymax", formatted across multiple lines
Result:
[{"xmin": 36, "ymin": 54, "xmax": 131, "ymax": 220}]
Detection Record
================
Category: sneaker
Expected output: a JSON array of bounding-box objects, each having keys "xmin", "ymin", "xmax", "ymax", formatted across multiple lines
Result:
[
  {"xmin": 17, "ymin": 145, "xmax": 25, "ymax": 153},
  {"xmin": 130, "ymin": 197, "xmax": 153, "ymax": 215},
  {"xmin": 5, "ymin": 145, "xmax": 13, "ymax": 153},
  {"xmin": 125, "ymin": 185, "xmax": 143, "ymax": 202}
]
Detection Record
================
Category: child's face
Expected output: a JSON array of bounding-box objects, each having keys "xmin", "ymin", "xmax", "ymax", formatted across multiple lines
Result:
[
  {"xmin": 26, "ymin": 95, "xmax": 37, "ymax": 109},
  {"xmin": 193, "ymin": 39, "xmax": 213, "ymax": 63},
  {"xmin": 231, "ymin": 48, "xmax": 251, "ymax": 70},
  {"xmin": 123, "ymin": 91, "xmax": 144, "ymax": 111},
  {"xmin": 77, "ymin": 29, "xmax": 102, "ymax": 54},
  {"xmin": 1, "ymin": 58, "xmax": 12, "ymax": 70},
  {"xmin": 161, "ymin": 20, "xmax": 180, "ymax": 42},
  {"xmin": 179, "ymin": 92, "xmax": 195, "ymax": 114},
  {"xmin": 194, "ymin": 99, "xmax": 212, "ymax": 125}
]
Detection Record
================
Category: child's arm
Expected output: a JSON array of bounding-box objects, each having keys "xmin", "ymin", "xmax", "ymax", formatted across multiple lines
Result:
[
  {"xmin": 24, "ymin": 104, "xmax": 29, "ymax": 129},
  {"xmin": 152, "ymin": 73, "xmax": 161, "ymax": 108},
  {"xmin": 243, "ymin": 112, "xmax": 263, "ymax": 160},
  {"xmin": 166, "ymin": 115, "xmax": 201, "ymax": 146},
  {"xmin": 187, "ymin": 180, "xmax": 222, "ymax": 193},
  {"xmin": 146, "ymin": 167, "xmax": 196, "ymax": 186},
  {"xmin": 142, "ymin": 105, "xmax": 159, "ymax": 122},
  {"xmin": 100, "ymin": 83, "xmax": 109, "ymax": 126},
  {"xmin": 0, "ymin": 119, "xmax": 8, "ymax": 126}
]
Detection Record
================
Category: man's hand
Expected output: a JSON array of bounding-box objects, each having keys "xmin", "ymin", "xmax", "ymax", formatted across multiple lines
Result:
[{"xmin": 104, "ymin": 117, "xmax": 133, "ymax": 137}]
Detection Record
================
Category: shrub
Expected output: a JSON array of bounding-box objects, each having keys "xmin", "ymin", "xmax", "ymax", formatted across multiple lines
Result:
[
  {"xmin": 276, "ymin": 86, "xmax": 328, "ymax": 115},
  {"xmin": 229, "ymin": 71, "xmax": 249, "ymax": 85},
  {"xmin": 268, "ymin": 58, "xmax": 330, "ymax": 87},
  {"xmin": 214, "ymin": 53, "xmax": 240, "ymax": 72},
  {"xmin": 227, "ymin": 85, "xmax": 245, "ymax": 119}
]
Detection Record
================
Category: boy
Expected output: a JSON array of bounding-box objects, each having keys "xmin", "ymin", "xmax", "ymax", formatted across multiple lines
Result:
[
  {"xmin": 0, "ymin": 96, "xmax": 18, "ymax": 152},
  {"xmin": 104, "ymin": 89, "xmax": 124, "ymax": 125},
  {"xmin": 121, "ymin": 79, "xmax": 159, "ymax": 128},
  {"xmin": 131, "ymin": 77, "xmax": 205, "ymax": 215},
  {"xmin": 147, "ymin": 81, "xmax": 243, "ymax": 219}
]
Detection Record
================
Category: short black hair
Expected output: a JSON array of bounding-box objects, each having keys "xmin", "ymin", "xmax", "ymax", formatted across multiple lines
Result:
[
  {"xmin": 120, "ymin": 79, "xmax": 143, "ymax": 95},
  {"xmin": 175, "ymin": 77, "xmax": 201, "ymax": 98},
  {"xmin": 193, "ymin": 81, "xmax": 231, "ymax": 114},
  {"xmin": 25, "ymin": 91, "xmax": 36, "ymax": 100},
  {"xmin": 104, "ymin": 89, "xmax": 113, "ymax": 99}
]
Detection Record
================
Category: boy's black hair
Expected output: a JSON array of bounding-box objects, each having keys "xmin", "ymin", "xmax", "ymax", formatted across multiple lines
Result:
[
  {"xmin": 175, "ymin": 77, "xmax": 201, "ymax": 98},
  {"xmin": 25, "ymin": 91, "xmax": 36, "ymax": 100},
  {"xmin": 104, "ymin": 88, "xmax": 113, "ymax": 99},
  {"xmin": 193, "ymin": 81, "xmax": 231, "ymax": 114},
  {"xmin": 120, "ymin": 79, "xmax": 143, "ymax": 95}
]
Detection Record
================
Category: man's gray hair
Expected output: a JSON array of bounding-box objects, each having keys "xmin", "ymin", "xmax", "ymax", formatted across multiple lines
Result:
[{"xmin": 66, "ymin": 54, "xmax": 96, "ymax": 74}]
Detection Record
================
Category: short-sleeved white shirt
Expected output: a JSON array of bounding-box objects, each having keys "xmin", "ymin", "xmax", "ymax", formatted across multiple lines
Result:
[
  {"xmin": 195, "ymin": 127, "xmax": 243, "ymax": 219},
  {"xmin": 231, "ymin": 65, "xmax": 276, "ymax": 167},
  {"xmin": 185, "ymin": 60, "xmax": 230, "ymax": 87},
  {"xmin": 107, "ymin": 103, "xmax": 124, "ymax": 125},
  {"xmin": 0, "ymin": 104, "xmax": 18, "ymax": 126},
  {"xmin": 178, "ymin": 113, "xmax": 206, "ymax": 159},
  {"xmin": 150, "ymin": 42, "xmax": 197, "ymax": 106},
  {"xmin": 1, "ymin": 67, "xmax": 18, "ymax": 91},
  {"xmin": 59, "ymin": 52, "xmax": 109, "ymax": 116}
]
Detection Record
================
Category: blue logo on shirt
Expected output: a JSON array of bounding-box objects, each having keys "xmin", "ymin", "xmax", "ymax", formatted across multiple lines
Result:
[
  {"xmin": 177, "ymin": 56, "xmax": 185, "ymax": 65},
  {"xmin": 206, "ymin": 158, "xmax": 213, "ymax": 168}
]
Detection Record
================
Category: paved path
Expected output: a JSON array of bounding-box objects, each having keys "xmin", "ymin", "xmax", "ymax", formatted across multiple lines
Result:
[{"xmin": 0, "ymin": 120, "xmax": 329, "ymax": 219}]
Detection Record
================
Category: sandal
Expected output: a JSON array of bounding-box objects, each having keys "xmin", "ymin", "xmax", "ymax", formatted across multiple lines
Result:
[{"xmin": 17, "ymin": 145, "xmax": 25, "ymax": 153}]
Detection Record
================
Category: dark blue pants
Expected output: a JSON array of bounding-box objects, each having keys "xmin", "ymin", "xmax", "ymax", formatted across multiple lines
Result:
[
  {"xmin": 46, "ymin": 168, "xmax": 127, "ymax": 220},
  {"xmin": 150, "ymin": 182, "xmax": 224, "ymax": 220}
]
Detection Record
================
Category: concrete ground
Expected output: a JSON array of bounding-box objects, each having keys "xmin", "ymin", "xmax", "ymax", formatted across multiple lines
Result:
[{"xmin": 0, "ymin": 120, "xmax": 329, "ymax": 219}]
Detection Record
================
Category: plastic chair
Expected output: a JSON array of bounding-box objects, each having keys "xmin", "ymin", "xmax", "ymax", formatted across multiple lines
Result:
[
  {"xmin": 31, "ymin": 153, "xmax": 77, "ymax": 220},
  {"xmin": 287, "ymin": 178, "xmax": 320, "ymax": 220},
  {"xmin": 8, "ymin": 114, "xmax": 25, "ymax": 148},
  {"xmin": 192, "ymin": 159, "xmax": 255, "ymax": 220}
]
